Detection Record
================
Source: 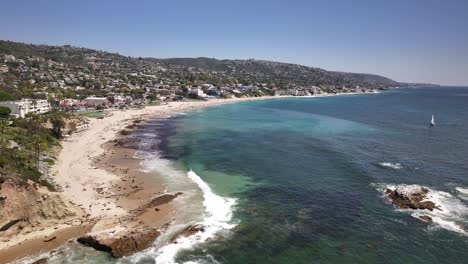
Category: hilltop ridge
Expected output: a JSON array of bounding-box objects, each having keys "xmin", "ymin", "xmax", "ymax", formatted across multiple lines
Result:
[{"xmin": 0, "ymin": 40, "xmax": 425, "ymax": 101}]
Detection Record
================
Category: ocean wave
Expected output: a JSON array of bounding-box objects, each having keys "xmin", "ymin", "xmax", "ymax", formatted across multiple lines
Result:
[
  {"xmin": 133, "ymin": 123, "xmax": 238, "ymax": 263},
  {"xmin": 456, "ymin": 187, "xmax": 468, "ymax": 201},
  {"xmin": 455, "ymin": 187, "xmax": 468, "ymax": 195},
  {"xmin": 152, "ymin": 169, "xmax": 237, "ymax": 263},
  {"xmin": 378, "ymin": 162, "xmax": 402, "ymax": 170},
  {"xmin": 373, "ymin": 183, "xmax": 468, "ymax": 236}
]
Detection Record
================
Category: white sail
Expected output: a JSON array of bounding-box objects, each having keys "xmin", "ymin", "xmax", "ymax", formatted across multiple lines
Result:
[{"xmin": 430, "ymin": 114, "xmax": 436, "ymax": 126}]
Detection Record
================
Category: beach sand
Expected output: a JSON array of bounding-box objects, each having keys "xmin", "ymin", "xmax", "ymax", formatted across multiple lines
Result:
[
  {"xmin": 0, "ymin": 96, "xmax": 285, "ymax": 263},
  {"xmin": 0, "ymin": 223, "xmax": 95, "ymax": 264}
]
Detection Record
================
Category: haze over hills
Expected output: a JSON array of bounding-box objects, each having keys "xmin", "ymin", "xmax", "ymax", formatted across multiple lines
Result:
[{"xmin": 0, "ymin": 40, "xmax": 434, "ymax": 101}]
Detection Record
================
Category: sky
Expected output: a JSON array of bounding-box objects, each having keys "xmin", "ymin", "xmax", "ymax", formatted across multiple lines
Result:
[{"xmin": 0, "ymin": 0, "xmax": 467, "ymax": 86}]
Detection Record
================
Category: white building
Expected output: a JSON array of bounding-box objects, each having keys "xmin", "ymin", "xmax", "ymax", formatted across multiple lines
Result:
[
  {"xmin": 0, "ymin": 99, "xmax": 51, "ymax": 118},
  {"xmin": 189, "ymin": 88, "xmax": 206, "ymax": 97},
  {"xmin": 112, "ymin": 95, "xmax": 131, "ymax": 105},
  {"xmin": 201, "ymin": 84, "xmax": 215, "ymax": 89},
  {"xmin": 83, "ymin": 96, "xmax": 109, "ymax": 106}
]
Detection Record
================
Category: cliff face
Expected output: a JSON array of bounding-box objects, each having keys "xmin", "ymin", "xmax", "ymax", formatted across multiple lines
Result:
[{"xmin": 0, "ymin": 177, "xmax": 83, "ymax": 240}]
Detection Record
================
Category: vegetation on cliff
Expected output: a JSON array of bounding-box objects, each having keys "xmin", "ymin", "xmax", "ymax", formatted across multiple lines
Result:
[{"xmin": 0, "ymin": 111, "xmax": 71, "ymax": 189}]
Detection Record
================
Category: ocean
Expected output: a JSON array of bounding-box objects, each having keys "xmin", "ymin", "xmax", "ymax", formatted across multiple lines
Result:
[{"xmin": 44, "ymin": 87, "xmax": 468, "ymax": 263}]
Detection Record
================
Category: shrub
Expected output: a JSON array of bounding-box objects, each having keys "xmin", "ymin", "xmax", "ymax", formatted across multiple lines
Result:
[
  {"xmin": 0, "ymin": 106, "xmax": 11, "ymax": 118},
  {"xmin": 0, "ymin": 91, "xmax": 14, "ymax": 101},
  {"xmin": 42, "ymin": 157, "xmax": 55, "ymax": 165}
]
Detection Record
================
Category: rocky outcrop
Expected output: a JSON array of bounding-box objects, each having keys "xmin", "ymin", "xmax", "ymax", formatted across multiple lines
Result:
[
  {"xmin": 130, "ymin": 192, "xmax": 182, "ymax": 215},
  {"xmin": 0, "ymin": 177, "xmax": 84, "ymax": 237},
  {"xmin": 31, "ymin": 258, "xmax": 48, "ymax": 264},
  {"xmin": 145, "ymin": 192, "xmax": 182, "ymax": 208},
  {"xmin": 125, "ymin": 119, "xmax": 143, "ymax": 130},
  {"xmin": 77, "ymin": 236, "xmax": 113, "ymax": 254},
  {"xmin": 119, "ymin": 129, "xmax": 131, "ymax": 136},
  {"xmin": 170, "ymin": 224, "xmax": 205, "ymax": 243},
  {"xmin": 0, "ymin": 219, "xmax": 22, "ymax": 232},
  {"xmin": 385, "ymin": 185, "xmax": 440, "ymax": 211},
  {"xmin": 77, "ymin": 227, "xmax": 160, "ymax": 258}
]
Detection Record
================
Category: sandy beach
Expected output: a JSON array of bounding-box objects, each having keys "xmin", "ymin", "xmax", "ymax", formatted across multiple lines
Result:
[
  {"xmin": 0, "ymin": 96, "xmax": 285, "ymax": 263},
  {"xmin": 52, "ymin": 96, "xmax": 281, "ymax": 226}
]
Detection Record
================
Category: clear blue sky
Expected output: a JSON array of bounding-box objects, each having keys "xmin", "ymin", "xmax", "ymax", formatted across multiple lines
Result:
[{"xmin": 1, "ymin": 0, "xmax": 467, "ymax": 85}]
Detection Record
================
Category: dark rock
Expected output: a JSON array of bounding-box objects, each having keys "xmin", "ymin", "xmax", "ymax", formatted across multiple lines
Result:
[
  {"xmin": 31, "ymin": 258, "xmax": 48, "ymax": 264},
  {"xmin": 170, "ymin": 224, "xmax": 205, "ymax": 243},
  {"xmin": 0, "ymin": 218, "xmax": 22, "ymax": 232},
  {"xmin": 77, "ymin": 228, "xmax": 160, "ymax": 258},
  {"xmin": 43, "ymin": 236, "xmax": 57, "ymax": 242},
  {"xmin": 135, "ymin": 192, "xmax": 182, "ymax": 212},
  {"xmin": 385, "ymin": 186, "xmax": 439, "ymax": 211},
  {"xmin": 119, "ymin": 130, "xmax": 131, "ymax": 136},
  {"xmin": 77, "ymin": 236, "xmax": 113, "ymax": 254}
]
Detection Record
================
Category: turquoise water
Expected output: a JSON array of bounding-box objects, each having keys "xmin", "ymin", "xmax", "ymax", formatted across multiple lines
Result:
[{"xmin": 150, "ymin": 87, "xmax": 468, "ymax": 263}]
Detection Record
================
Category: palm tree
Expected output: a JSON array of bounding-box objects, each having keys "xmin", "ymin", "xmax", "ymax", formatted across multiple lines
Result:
[
  {"xmin": 46, "ymin": 111, "xmax": 67, "ymax": 139},
  {"xmin": 25, "ymin": 112, "xmax": 41, "ymax": 134},
  {"xmin": 31, "ymin": 134, "xmax": 47, "ymax": 169},
  {"xmin": 50, "ymin": 113, "xmax": 65, "ymax": 139}
]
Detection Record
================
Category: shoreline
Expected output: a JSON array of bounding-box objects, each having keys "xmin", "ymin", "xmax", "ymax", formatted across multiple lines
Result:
[
  {"xmin": 0, "ymin": 96, "xmax": 290, "ymax": 263},
  {"xmin": 0, "ymin": 93, "xmax": 368, "ymax": 263}
]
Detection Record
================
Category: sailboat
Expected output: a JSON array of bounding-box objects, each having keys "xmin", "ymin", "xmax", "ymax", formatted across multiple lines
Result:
[{"xmin": 430, "ymin": 114, "xmax": 436, "ymax": 126}]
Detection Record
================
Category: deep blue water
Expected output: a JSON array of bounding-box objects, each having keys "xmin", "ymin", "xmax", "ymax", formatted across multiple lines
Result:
[{"xmin": 154, "ymin": 87, "xmax": 468, "ymax": 263}]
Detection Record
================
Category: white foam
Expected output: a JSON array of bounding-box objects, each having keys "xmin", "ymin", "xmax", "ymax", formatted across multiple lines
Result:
[
  {"xmin": 151, "ymin": 169, "xmax": 236, "ymax": 263},
  {"xmin": 376, "ymin": 183, "xmax": 468, "ymax": 236},
  {"xmin": 456, "ymin": 187, "xmax": 468, "ymax": 199},
  {"xmin": 378, "ymin": 162, "xmax": 402, "ymax": 170},
  {"xmin": 129, "ymin": 123, "xmax": 236, "ymax": 263},
  {"xmin": 386, "ymin": 184, "xmax": 426, "ymax": 197}
]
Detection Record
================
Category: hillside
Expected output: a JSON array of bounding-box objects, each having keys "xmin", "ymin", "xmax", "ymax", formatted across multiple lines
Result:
[
  {"xmin": 155, "ymin": 57, "xmax": 400, "ymax": 87},
  {"xmin": 0, "ymin": 40, "xmax": 409, "ymax": 100}
]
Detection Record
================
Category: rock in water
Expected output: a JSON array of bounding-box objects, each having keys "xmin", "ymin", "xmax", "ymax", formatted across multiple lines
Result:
[
  {"xmin": 385, "ymin": 185, "xmax": 439, "ymax": 211},
  {"xmin": 170, "ymin": 224, "xmax": 206, "ymax": 243},
  {"xmin": 77, "ymin": 236, "xmax": 113, "ymax": 254},
  {"xmin": 77, "ymin": 228, "xmax": 160, "ymax": 258},
  {"xmin": 418, "ymin": 215, "xmax": 433, "ymax": 222}
]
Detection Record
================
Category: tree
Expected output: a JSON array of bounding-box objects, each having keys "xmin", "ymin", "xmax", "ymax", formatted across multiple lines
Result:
[
  {"xmin": 46, "ymin": 111, "xmax": 66, "ymax": 139},
  {"xmin": 67, "ymin": 121, "xmax": 77, "ymax": 135},
  {"xmin": 188, "ymin": 93, "xmax": 199, "ymax": 99},
  {"xmin": 0, "ymin": 119, "xmax": 8, "ymax": 152},
  {"xmin": 25, "ymin": 112, "xmax": 42, "ymax": 134},
  {"xmin": 0, "ymin": 106, "xmax": 11, "ymax": 118},
  {"xmin": 31, "ymin": 135, "xmax": 47, "ymax": 169},
  {"xmin": 146, "ymin": 93, "xmax": 157, "ymax": 102},
  {"xmin": 0, "ymin": 91, "xmax": 14, "ymax": 101}
]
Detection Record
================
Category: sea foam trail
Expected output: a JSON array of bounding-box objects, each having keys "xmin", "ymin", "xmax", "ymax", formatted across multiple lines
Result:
[
  {"xmin": 374, "ymin": 183, "xmax": 468, "ymax": 236},
  {"xmin": 378, "ymin": 162, "xmax": 402, "ymax": 170},
  {"xmin": 154, "ymin": 169, "xmax": 237, "ymax": 264}
]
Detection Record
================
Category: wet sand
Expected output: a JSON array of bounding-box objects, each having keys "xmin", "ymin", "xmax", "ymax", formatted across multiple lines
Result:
[{"xmin": 1, "ymin": 97, "xmax": 288, "ymax": 263}]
